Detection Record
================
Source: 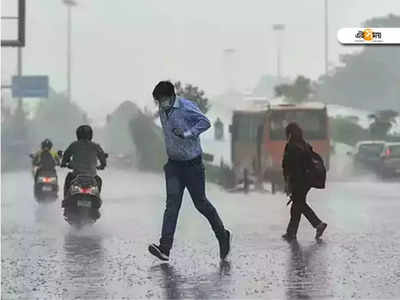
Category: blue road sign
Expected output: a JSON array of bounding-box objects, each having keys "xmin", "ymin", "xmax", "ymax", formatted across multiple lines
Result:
[{"xmin": 12, "ymin": 76, "xmax": 49, "ymax": 98}]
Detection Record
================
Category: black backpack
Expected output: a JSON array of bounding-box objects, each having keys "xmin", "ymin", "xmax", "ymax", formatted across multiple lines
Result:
[
  {"xmin": 38, "ymin": 151, "xmax": 57, "ymax": 171},
  {"xmin": 305, "ymin": 148, "xmax": 326, "ymax": 189}
]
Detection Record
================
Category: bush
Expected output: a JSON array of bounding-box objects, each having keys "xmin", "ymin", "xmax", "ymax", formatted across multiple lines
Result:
[
  {"xmin": 329, "ymin": 116, "xmax": 369, "ymax": 146},
  {"xmin": 129, "ymin": 111, "xmax": 167, "ymax": 172}
]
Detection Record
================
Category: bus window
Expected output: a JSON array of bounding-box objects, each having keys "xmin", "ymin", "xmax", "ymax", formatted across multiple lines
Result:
[
  {"xmin": 269, "ymin": 110, "xmax": 327, "ymax": 140},
  {"xmin": 235, "ymin": 114, "xmax": 265, "ymax": 142},
  {"xmin": 237, "ymin": 116, "xmax": 250, "ymax": 141}
]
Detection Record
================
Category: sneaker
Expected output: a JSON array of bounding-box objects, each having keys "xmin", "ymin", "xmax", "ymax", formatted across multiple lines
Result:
[
  {"xmin": 282, "ymin": 233, "xmax": 297, "ymax": 241},
  {"xmin": 219, "ymin": 229, "xmax": 232, "ymax": 261},
  {"xmin": 315, "ymin": 222, "xmax": 327, "ymax": 239},
  {"xmin": 148, "ymin": 244, "xmax": 169, "ymax": 261}
]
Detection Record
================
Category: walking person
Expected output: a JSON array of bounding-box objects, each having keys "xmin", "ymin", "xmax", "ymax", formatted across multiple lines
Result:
[
  {"xmin": 148, "ymin": 81, "xmax": 231, "ymax": 262},
  {"xmin": 282, "ymin": 122, "xmax": 327, "ymax": 241}
]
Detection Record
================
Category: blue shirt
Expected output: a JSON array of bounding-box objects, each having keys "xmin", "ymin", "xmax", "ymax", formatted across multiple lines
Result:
[{"xmin": 159, "ymin": 97, "xmax": 211, "ymax": 161}]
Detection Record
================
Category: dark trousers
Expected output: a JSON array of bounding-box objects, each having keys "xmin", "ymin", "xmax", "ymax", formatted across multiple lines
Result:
[
  {"xmin": 286, "ymin": 185, "xmax": 322, "ymax": 236},
  {"xmin": 160, "ymin": 157, "xmax": 226, "ymax": 252}
]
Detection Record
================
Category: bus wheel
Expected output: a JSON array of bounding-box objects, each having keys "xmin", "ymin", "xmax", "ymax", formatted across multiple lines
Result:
[
  {"xmin": 271, "ymin": 182, "xmax": 276, "ymax": 194},
  {"xmin": 243, "ymin": 169, "xmax": 249, "ymax": 193}
]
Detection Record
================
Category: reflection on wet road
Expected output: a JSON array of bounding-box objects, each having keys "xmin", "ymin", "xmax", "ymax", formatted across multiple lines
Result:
[
  {"xmin": 62, "ymin": 233, "xmax": 106, "ymax": 299},
  {"xmin": 2, "ymin": 170, "xmax": 400, "ymax": 299},
  {"xmin": 149, "ymin": 260, "xmax": 232, "ymax": 299},
  {"xmin": 286, "ymin": 240, "xmax": 329, "ymax": 299}
]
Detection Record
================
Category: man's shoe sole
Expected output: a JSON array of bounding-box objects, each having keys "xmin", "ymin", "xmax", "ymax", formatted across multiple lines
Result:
[
  {"xmin": 148, "ymin": 244, "xmax": 169, "ymax": 261},
  {"xmin": 282, "ymin": 234, "xmax": 297, "ymax": 242},
  {"xmin": 316, "ymin": 223, "xmax": 328, "ymax": 239},
  {"xmin": 221, "ymin": 229, "xmax": 232, "ymax": 261}
]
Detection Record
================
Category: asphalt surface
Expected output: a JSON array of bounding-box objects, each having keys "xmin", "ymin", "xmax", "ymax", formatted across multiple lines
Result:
[{"xmin": 2, "ymin": 168, "xmax": 400, "ymax": 299}]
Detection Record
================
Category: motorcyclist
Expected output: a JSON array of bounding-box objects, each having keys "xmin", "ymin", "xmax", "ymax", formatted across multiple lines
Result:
[
  {"xmin": 61, "ymin": 125, "xmax": 107, "ymax": 202},
  {"xmin": 32, "ymin": 139, "xmax": 60, "ymax": 180}
]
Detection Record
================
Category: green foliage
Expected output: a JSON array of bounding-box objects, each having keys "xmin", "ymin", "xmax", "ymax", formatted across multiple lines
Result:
[
  {"xmin": 253, "ymin": 75, "xmax": 290, "ymax": 97},
  {"xmin": 329, "ymin": 116, "xmax": 369, "ymax": 146},
  {"xmin": 316, "ymin": 14, "xmax": 400, "ymax": 111},
  {"xmin": 129, "ymin": 110, "xmax": 167, "ymax": 172},
  {"xmin": 1, "ymin": 99, "xmax": 31, "ymax": 171},
  {"xmin": 32, "ymin": 89, "xmax": 87, "ymax": 149},
  {"xmin": 105, "ymin": 101, "xmax": 139, "ymax": 155},
  {"xmin": 274, "ymin": 75, "xmax": 313, "ymax": 104},
  {"xmin": 368, "ymin": 109, "xmax": 399, "ymax": 139},
  {"xmin": 174, "ymin": 81, "xmax": 211, "ymax": 114}
]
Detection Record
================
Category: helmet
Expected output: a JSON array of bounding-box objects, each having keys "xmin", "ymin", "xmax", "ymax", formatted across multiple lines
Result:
[
  {"xmin": 76, "ymin": 125, "xmax": 93, "ymax": 141},
  {"xmin": 41, "ymin": 139, "xmax": 53, "ymax": 150}
]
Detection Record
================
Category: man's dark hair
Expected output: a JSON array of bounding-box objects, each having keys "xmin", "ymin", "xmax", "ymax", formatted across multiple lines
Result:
[{"xmin": 152, "ymin": 81, "xmax": 175, "ymax": 101}]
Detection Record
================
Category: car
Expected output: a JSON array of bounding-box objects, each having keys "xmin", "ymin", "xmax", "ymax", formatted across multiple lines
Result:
[
  {"xmin": 350, "ymin": 140, "xmax": 386, "ymax": 172},
  {"xmin": 378, "ymin": 142, "xmax": 400, "ymax": 178}
]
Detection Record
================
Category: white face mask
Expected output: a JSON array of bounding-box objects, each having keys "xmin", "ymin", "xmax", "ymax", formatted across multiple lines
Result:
[{"xmin": 159, "ymin": 96, "xmax": 175, "ymax": 111}]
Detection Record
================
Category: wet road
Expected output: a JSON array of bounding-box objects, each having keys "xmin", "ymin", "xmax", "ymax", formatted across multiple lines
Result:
[{"xmin": 2, "ymin": 169, "xmax": 400, "ymax": 299}]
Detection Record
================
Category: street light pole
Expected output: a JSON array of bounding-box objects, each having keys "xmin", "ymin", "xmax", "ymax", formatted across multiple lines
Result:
[
  {"xmin": 223, "ymin": 48, "xmax": 236, "ymax": 92},
  {"xmin": 63, "ymin": 0, "xmax": 76, "ymax": 102},
  {"xmin": 324, "ymin": 0, "xmax": 329, "ymax": 75},
  {"xmin": 273, "ymin": 24, "xmax": 285, "ymax": 82}
]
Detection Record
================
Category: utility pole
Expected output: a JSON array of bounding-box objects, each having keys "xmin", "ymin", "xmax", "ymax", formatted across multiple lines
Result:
[
  {"xmin": 324, "ymin": 0, "xmax": 329, "ymax": 75},
  {"xmin": 17, "ymin": 45, "xmax": 23, "ymax": 109},
  {"xmin": 63, "ymin": 0, "xmax": 77, "ymax": 102},
  {"xmin": 223, "ymin": 48, "xmax": 236, "ymax": 92},
  {"xmin": 273, "ymin": 24, "xmax": 285, "ymax": 82}
]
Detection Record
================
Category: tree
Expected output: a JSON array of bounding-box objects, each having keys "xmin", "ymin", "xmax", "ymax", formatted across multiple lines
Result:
[
  {"xmin": 32, "ymin": 88, "xmax": 87, "ymax": 149},
  {"xmin": 129, "ymin": 109, "xmax": 167, "ymax": 172},
  {"xmin": 1, "ymin": 99, "xmax": 31, "ymax": 171},
  {"xmin": 274, "ymin": 75, "xmax": 313, "ymax": 103},
  {"xmin": 315, "ymin": 14, "xmax": 400, "ymax": 111},
  {"xmin": 105, "ymin": 100, "xmax": 140, "ymax": 155},
  {"xmin": 368, "ymin": 109, "xmax": 399, "ymax": 139},
  {"xmin": 329, "ymin": 116, "xmax": 369, "ymax": 146},
  {"xmin": 174, "ymin": 81, "xmax": 211, "ymax": 113},
  {"xmin": 253, "ymin": 74, "xmax": 290, "ymax": 97}
]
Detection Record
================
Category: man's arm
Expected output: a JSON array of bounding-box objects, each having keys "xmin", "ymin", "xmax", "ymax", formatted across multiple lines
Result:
[
  {"xmin": 282, "ymin": 143, "xmax": 296, "ymax": 181},
  {"xmin": 51, "ymin": 151, "xmax": 61, "ymax": 166},
  {"xmin": 182, "ymin": 101, "xmax": 211, "ymax": 138},
  {"xmin": 95, "ymin": 143, "xmax": 107, "ymax": 168},
  {"xmin": 33, "ymin": 151, "xmax": 41, "ymax": 166},
  {"xmin": 61, "ymin": 143, "xmax": 74, "ymax": 167}
]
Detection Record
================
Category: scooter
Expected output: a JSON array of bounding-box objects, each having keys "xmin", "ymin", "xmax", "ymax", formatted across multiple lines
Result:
[
  {"xmin": 62, "ymin": 162, "xmax": 106, "ymax": 228},
  {"xmin": 29, "ymin": 153, "xmax": 60, "ymax": 202}
]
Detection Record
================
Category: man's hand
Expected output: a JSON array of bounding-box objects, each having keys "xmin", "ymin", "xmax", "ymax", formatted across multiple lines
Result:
[
  {"xmin": 97, "ymin": 164, "xmax": 106, "ymax": 170},
  {"xmin": 172, "ymin": 128, "xmax": 185, "ymax": 139},
  {"xmin": 284, "ymin": 181, "xmax": 291, "ymax": 197}
]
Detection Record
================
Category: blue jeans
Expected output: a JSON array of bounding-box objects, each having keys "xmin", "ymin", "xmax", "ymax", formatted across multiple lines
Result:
[{"xmin": 160, "ymin": 157, "xmax": 226, "ymax": 251}]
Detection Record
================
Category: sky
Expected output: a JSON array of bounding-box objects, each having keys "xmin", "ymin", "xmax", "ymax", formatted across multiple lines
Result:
[{"xmin": 1, "ymin": 0, "xmax": 400, "ymax": 124}]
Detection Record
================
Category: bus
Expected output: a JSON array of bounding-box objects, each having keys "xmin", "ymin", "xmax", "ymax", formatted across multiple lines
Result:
[{"xmin": 230, "ymin": 102, "xmax": 330, "ymax": 193}]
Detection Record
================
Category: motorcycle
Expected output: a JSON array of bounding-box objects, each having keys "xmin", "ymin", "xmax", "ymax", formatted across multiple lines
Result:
[
  {"xmin": 62, "ymin": 162, "xmax": 106, "ymax": 228},
  {"xmin": 29, "ymin": 153, "xmax": 60, "ymax": 202}
]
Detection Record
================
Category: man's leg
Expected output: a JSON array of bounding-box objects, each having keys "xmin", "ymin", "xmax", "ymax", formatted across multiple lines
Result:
[
  {"xmin": 303, "ymin": 203, "xmax": 322, "ymax": 228},
  {"xmin": 184, "ymin": 162, "xmax": 226, "ymax": 240},
  {"xmin": 64, "ymin": 172, "xmax": 74, "ymax": 198},
  {"xmin": 286, "ymin": 187, "xmax": 307, "ymax": 237},
  {"xmin": 95, "ymin": 175, "xmax": 102, "ymax": 194},
  {"xmin": 159, "ymin": 162, "xmax": 185, "ymax": 253}
]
